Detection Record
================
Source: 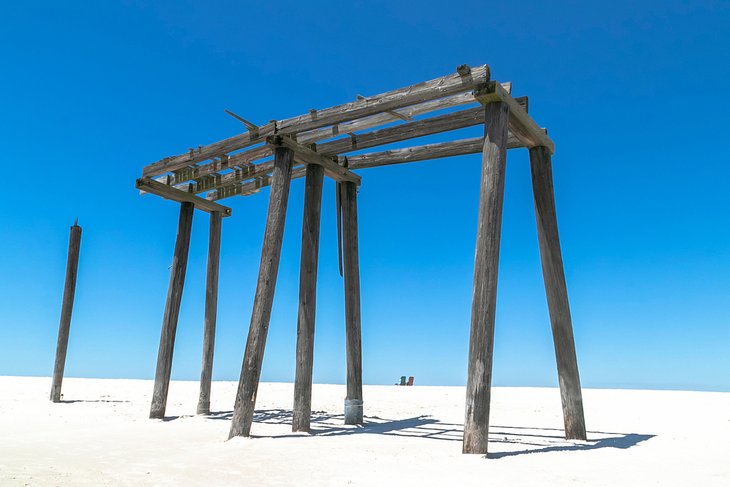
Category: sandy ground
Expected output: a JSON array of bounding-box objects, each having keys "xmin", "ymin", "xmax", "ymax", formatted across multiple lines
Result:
[{"xmin": 0, "ymin": 376, "xmax": 727, "ymax": 486}]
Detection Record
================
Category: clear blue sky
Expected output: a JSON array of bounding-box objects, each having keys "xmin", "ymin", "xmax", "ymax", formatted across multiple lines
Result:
[{"xmin": 1, "ymin": 1, "xmax": 728, "ymax": 392}]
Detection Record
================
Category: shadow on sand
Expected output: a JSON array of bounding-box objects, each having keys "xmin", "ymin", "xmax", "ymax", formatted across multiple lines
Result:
[
  {"xmin": 200, "ymin": 408, "xmax": 654, "ymax": 459},
  {"xmin": 58, "ymin": 399, "xmax": 131, "ymax": 404}
]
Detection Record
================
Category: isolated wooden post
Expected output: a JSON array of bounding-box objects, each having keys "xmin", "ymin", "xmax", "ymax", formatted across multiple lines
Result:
[
  {"xmin": 197, "ymin": 211, "xmax": 223, "ymax": 415},
  {"xmin": 463, "ymin": 101, "xmax": 510, "ymax": 454},
  {"xmin": 50, "ymin": 221, "xmax": 82, "ymax": 402},
  {"xmin": 229, "ymin": 146, "xmax": 293, "ymax": 438},
  {"xmin": 529, "ymin": 145, "xmax": 587, "ymax": 440},
  {"xmin": 150, "ymin": 202, "xmax": 194, "ymax": 419},
  {"xmin": 342, "ymin": 181, "xmax": 364, "ymax": 425},
  {"xmin": 292, "ymin": 164, "xmax": 325, "ymax": 432}
]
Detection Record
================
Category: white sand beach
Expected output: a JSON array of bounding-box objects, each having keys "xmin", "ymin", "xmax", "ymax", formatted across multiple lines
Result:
[{"xmin": 0, "ymin": 376, "xmax": 727, "ymax": 486}]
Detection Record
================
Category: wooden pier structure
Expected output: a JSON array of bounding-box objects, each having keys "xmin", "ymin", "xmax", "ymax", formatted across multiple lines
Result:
[{"xmin": 137, "ymin": 64, "xmax": 586, "ymax": 454}]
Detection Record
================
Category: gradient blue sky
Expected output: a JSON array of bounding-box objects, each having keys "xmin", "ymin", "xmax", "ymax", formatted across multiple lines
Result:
[{"xmin": 1, "ymin": 1, "xmax": 728, "ymax": 391}]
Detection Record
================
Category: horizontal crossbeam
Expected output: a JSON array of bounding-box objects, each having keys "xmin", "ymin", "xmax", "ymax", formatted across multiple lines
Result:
[
  {"xmin": 205, "ymin": 136, "xmax": 521, "ymax": 201},
  {"xmin": 136, "ymin": 177, "xmax": 232, "ymax": 216},
  {"xmin": 344, "ymin": 137, "xmax": 520, "ymax": 169},
  {"xmin": 143, "ymin": 65, "xmax": 491, "ymax": 178}
]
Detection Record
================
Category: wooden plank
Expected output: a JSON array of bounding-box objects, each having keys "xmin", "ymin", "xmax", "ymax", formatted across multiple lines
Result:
[
  {"xmin": 292, "ymin": 164, "xmax": 325, "ymax": 432},
  {"xmin": 474, "ymin": 81, "xmax": 555, "ymax": 153},
  {"xmin": 143, "ymin": 65, "xmax": 490, "ymax": 178},
  {"xmin": 463, "ymin": 102, "xmax": 510, "ymax": 454},
  {"xmin": 136, "ymin": 177, "xmax": 232, "ymax": 216},
  {"xmin": 342, "ymin": 181, "xmax": 363, "ymax": 425},
  {"xmin": 150, "ymin": 202, "xmax": 194, "ymax": 419},
  {"xmin": 229, "ymin": 146, "xmax": 294, "ymax": 439},
  {"xmin": 197, "ymin": 210, "xmax": 222, "ymax": 415},
  {"xmin": 50, "ymin": 222, "xmax": 82, "ymax": 403},
  {"xmin": 272, "ymin": 136, "xmax": 360, "ymax": 184},
  {"xmin": 529, "ymin": 145, "xmax": 587, "ymax": 440}
]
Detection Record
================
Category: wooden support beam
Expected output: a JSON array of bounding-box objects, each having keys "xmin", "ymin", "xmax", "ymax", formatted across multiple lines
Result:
[
  {"xmin": 205, "ymin": 135, "xmax": 522, "ymax": 201},
  {"xmin": 50, "ymin": 222, "xmax": 82, "ymax": 402},
  {"xmin": 143, "ymin": 65, "xmax": 490, "ymax": 178},
  {"xmin": 150, "ymin": 202, "xmax": 194, "ymax": 419},
  {"xmin": 229, "ymin": 146, "xmax": 294, "ymax": 439},
  {"xmin": 151, "ymin": 94, "xmax": 476, "ymax": 192},
  {"xmin": 474, "ymin": 81, "xmax": 554, "ymax": 153},
  {"xmin": 152, "ymin": 84, "xmax": 514, "ymax": 193},
  {"xmin": 136, "ymin": 177, "xmax": 232, "ymax": 216},
  {"xmin": 463, "ymin": 101, "xmax": 510, "ymax": 454},
  {"xmin": 272, "ymin": 136, "xmax": 361, "ymax": 185},
  {"xmin": 292, "ymin": 164, "xmax": 325, "ymax": 432},
  {"xmin": 341, "ymin": 181, "xmax": 363, "ymax": 425},
  {"xmin": 197, "ymin": 210, "xmax": 222, "ymax": 415},
  {"xmin": 529, "ymin": 145, "xmax": 587, "ymax": 440},
  {"xmin": 316, "ymin": 107, "xmax": 486, "ymax": 156},
  {"xmin": 344, "ymin": 135, "xmax": 521, "ymax": 170}
]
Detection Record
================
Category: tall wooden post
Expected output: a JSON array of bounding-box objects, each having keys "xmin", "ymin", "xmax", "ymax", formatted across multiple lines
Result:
[
  {"xmin": 197, "ymin": 211, "xmax": 223, "ymax": 415},
  {"xmin": 229, "ymin": 145, "xmax": 293, "ymax": 438},
  {"xmin": 150, "ymin": 202, "xmax": 194, "ymax": 419},
  {"xmin": 342, "ymin": 181, "xmax": 363, "ymax": 425},
  {"xmin": 50, "ymin": 221, "xmax": 82, "ymax": 402},
  {"xmin": 292, "ymin": 164, "xmax": 325, "ymax": 432},
  {"xmin": 529, "ymin": 146, "xmax": 587, "ymax": 440},
  {"xmin": 463, "ymin": 101, "xmax": 510, "ymax": 454}
]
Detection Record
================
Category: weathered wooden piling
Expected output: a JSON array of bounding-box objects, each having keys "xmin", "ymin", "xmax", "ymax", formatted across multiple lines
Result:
[
  {"xmin": 229, "ymin": 146, "xmax": 293, "ymax": 438},
  {"xmin": 342, "ymin": 181, "xmax": 363, "ymax": 425},
  {"xmin": 197, "ymin": 211, "xmax": 222, "ymax": 415},
  {"xmin": 529, "ymin": 145, "xmax": 587, "ymax": 440},
  {"xmin": 150, "ymin": 202, "xmax": 194, "ymax": 419},
  {"xmin": 292, "ymin": 164, "xmax": 325, "ymax": 432},
  {"xmin": 50, "ymin": 221, "xmax": 82, "ymax": 402},
  {"xmin": 463, "ymin": 101, "xmax": 510, "ymax": 454}
]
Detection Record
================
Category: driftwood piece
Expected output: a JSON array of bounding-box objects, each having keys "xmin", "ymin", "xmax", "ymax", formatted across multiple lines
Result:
[
  {"xmin": 463, "ymin": 101, "xmax": 510, "ymax": 454},
  {"xmin": 50, "ymin": 222, "xmax": 82, "ymax": 402},
  {"xmin": 150, "ymin": 202, "xmax": 194, "ymax": 419},
  {"xmin": 529, "ymin": 145, "xmax": 587, "ymax": 440},
  {"xmin": 229, "ymin": 146, "xmax": 293, "ymax": 438},
  {"xmin": 292, "ymin": 164, "xmax": 325, "ymax": 432},
  {"xmin": 197, "ymin": 211, "xmax": 222, "ymax": 415}
]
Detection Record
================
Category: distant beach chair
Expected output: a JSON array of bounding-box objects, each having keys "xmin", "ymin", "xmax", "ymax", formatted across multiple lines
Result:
[
  {"xmin": 399, "ymin": 376, "xmax": 407, "ymax": 386},
  {"xmin": 407, "ymin": 376, "xmax": 414, "ymax": 386}
]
